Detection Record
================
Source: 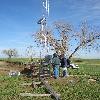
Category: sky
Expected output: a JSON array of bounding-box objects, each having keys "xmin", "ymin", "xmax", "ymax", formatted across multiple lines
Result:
[{"xmin": 0, "ymin": 0, "xmax": 100, "ymax": 58}]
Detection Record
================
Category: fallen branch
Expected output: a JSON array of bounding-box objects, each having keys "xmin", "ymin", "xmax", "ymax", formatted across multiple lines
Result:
[
  {"xmin": 40, "ymin": 78, "xmax": 61, "ymax": 100},
  {"xmin": 20, "ymin": 93, "xmax": 51, "ymax": 97}
]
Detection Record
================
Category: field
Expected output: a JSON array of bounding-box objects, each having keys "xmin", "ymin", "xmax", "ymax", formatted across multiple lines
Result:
[{"xmin": 0, "ymin": 58, "xmax": 100, "ymax": 100}]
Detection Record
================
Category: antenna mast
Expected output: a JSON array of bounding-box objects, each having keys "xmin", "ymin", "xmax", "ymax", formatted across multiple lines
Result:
[
  {"xmin": 43, "ymin": 0, "xmax": 49, "ymax": 18},
  {"xmin": 37, "ymin": 0, "xmax": 50, "ymax": 48},
  {"xmin": 38, "ymin": 0, "xmax": 49, "ymax": 30}
]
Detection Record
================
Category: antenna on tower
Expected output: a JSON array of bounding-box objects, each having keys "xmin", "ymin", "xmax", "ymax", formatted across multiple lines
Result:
[
  {"xmin": 37, "ymin": 0, "xmax": 49, "ymax": 27},
  {"xmin": 43, "ymin": 0, "xmax": 49, "ymax": 17},
  {"xmin": 37, "ymin": 0, "xmax": 50, "ymax": 53}
]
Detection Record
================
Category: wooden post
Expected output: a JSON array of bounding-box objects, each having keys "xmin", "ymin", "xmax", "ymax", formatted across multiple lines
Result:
[
  {"xmin": 40, "ymin": 78, "xmax": 61, "ymax": 100},
  {"xmin": 20, "ymin": 93, "xmax": 51, "ymax": 97}
]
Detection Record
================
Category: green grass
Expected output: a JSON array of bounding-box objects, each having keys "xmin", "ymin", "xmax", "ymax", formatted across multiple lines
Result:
[
  {"xmin": 73, "ymin": 59, "xmax": 100, "ymax": 64},
  {"xmin": 68, "ymin": 64, "xmax": 100, "ymax": 76},
  {"xmin": 49, "ymin": 76, "xmax": 100, "ymax": 100},
  {"xmin": 0, "ymin": 76, "xmax": 52, "ymax": 100},
  {"xmin": 58, "ymin": 59, "xmax": 100, "ymax": 76},
  {"xmin": 0, "ymin": 58, "xmax": 41, "ymax": 64},
  {"xmin": 0, "ymin": 76, "xmax": 99, "ymax": 100},
  {"xmin": 0, "ymin": 59, "xmax": 100, "ymax": 100}
]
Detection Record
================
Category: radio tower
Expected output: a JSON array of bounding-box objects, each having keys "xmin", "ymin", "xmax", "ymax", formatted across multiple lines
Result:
[{"xmin": 37, "ymin": 0, "xmax": 50, "ymax": 51}]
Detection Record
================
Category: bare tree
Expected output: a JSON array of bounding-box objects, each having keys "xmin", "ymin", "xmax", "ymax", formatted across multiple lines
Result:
[
  {"xmin": 69, "ymin": 21, "xmax": 100, "ymax": 58},
  {"xmin": 25, "ymin": 45, "xmax": 35, "ymax": 61},
  {"xmin": 2, "ymin": 49, "xmax": 18, "ymax": 58},
  {"xmin": 33, "ymin": 20, "xmax": 100, "ymax": 59}
]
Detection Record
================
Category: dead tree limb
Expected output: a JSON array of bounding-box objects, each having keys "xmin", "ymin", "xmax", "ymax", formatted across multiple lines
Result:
[{"xmin": 40, "ymin": 78, "xmax": 61, "ymax": 100}]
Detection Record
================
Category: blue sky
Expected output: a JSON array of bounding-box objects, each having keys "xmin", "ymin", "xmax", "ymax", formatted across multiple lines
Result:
[{"xmin": 0, "ymin": 0, "xmax": 100, "ymax": 58}]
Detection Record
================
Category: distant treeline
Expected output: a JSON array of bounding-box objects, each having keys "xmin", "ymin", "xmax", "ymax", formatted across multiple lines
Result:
[
  {"xmin": 0, "ymin": 58, "xmax": 100, "ymax": 65},
  {"xmin": 0, "ymin": 58, "xmax": 41, "ymax": 65}
]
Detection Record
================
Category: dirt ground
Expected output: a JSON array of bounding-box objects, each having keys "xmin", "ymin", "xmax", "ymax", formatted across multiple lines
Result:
[{"xmin": 0, "ymin": 61, "xmax": 24, "ymax": 75}]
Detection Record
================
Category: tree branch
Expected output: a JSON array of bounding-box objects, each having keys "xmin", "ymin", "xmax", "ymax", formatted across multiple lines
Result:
[{"xmin": 69, "ymin": 34, "xmax": 100, "ymax": 59}]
